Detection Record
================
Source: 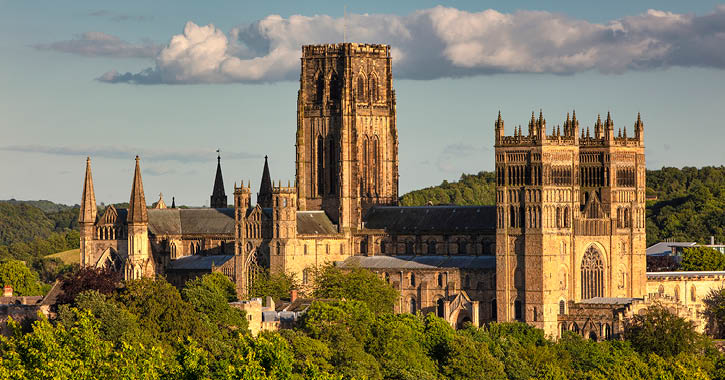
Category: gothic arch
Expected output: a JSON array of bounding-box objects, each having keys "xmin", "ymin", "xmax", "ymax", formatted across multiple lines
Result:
[
  {"xmin": 369, "ymin": 72, "xmax": 379, "ymax": 102},
  {"xmin": 317, "ymin": 134, "xmax": 324, "ymax": 196},
  {"xmin": 328, "ymin": 71, "xmax": 340, "ymax": 100},
  {"xmin": 314, "ymin": 70, "xmax": 325, "ymax": 103},
  {"xmin": 581, "ymin": 245, "xmax": 605, "ymax": 299},
  {"xmin": 356, "ymin": 73, "xmax": 367, "ymax": 102}
]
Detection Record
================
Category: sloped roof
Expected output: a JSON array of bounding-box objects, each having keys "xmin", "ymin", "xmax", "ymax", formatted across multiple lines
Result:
[
  {"xmin": 646, "ymin": 241, "xmax": 696, "ymax": 256},
  {"xmin": 363, "ymin": 206, "xmax": 496, "ymax": 233},
  {"xmin": 297, "ymin": 211, "xmax": 337, "ymax": 234},
  {"xmin": 337, "ymin": 255, "xmax": 495, "ymax": 270},
  {"xmin": 166, "ymin": 254, "xmax": 234, "ymax": 271},
  {"xmin": 147, "ymin": 208, "xmax": 235, "ymax": 235}
]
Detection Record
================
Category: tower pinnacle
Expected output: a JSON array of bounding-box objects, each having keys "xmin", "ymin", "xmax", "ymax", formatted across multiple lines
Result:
[
  {"xmin": 128, "ymin": 156, "xmax": 148, "ymax": 224},
  {"xmin": 79, "ymin": 157, "xmax": 97, "ymax": 224},
  {"xmin": 258, "ymin": 155, "xmax": 273, "ymax": 208},
  {"xmin": 210, "ymin": 152, "xmax": 228, "ymax": 208}
]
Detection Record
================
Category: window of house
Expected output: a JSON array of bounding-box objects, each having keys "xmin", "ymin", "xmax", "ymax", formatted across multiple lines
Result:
[{"xmin": 514, "ymin": 300, "xmax": 523, "ymax": 321}]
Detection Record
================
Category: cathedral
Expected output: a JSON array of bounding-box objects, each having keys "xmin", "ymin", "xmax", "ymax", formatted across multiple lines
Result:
[{"xmin": 79, "ymin": 42, "xmax": 716, "ymax": 339}]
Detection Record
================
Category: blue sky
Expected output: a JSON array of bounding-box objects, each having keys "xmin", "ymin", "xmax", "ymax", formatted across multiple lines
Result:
[{"xmin": 1, "ymin": 1, "xmax": 724, "ymax": 206}]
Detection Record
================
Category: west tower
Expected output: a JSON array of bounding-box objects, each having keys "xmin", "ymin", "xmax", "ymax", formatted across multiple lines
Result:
[
  {"xmin": 494, "ymin": 111, "xmax": 646, "ymax": 337},
  {"xmin": 295, "ymin": 43, "xmax": 399, "ymax": 231}
]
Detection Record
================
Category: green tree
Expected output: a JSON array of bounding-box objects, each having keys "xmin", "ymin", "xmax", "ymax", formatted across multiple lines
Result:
[
  {"xmin": 703, "ymin": 286, "xmax": 725, "ymax": 338},
  {"xmin": 182, "ymin": 273, "xmax": 249, "ymax": 333},
  {"xmin": 0, "ymin": 259, "xmax": 43, "ymax": 296},
  {"xmin": 681, "ymin": 246, "xmax": 725, "ymax": 271},
  {"xmin": 313, "ymin": 265, "xmax": 398, "ymax": 314},
  {"xmin": 624, "ymin": 304, "xmax": 708, "ymax": 358},
  {"xmin": 249, "ymin": 268, "xmax": 298, "ymax": 303}
]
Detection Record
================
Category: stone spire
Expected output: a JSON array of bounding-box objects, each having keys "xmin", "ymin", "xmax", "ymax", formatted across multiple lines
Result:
[
  {"xmin": 495, "ymin": 111, "xmax": 504, "ymax": 143},
  {"xmin": 210, "ymin": 151, "xmax": 228, "ymax": 208},
  {"xmin": 258, "ymin": 155, "xmax": 273, "ymax": 208},
  {"xmin": 79, "ymin": 157, "xmax": 97, "ymax": 224},
  {"xmin": 154, "ymin": 193, "xmax": 167, "ymax": 209},
  {"xmin": 128, "ymin": 156, "xmax": 148, "ymax": 225},
  {"xmin": 634, "ymin": 112, "xmax": 644, "ymax": 144},
  {"xmin": 171, "ymin": 196, "xmax": 176, "ymax": 208}
]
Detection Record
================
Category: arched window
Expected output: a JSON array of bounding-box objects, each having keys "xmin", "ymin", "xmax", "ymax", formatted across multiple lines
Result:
[
  {"xmin": 436, "ymin": 298, "xmax": 445, "ymax": 318},
  {"xmin": 563, "ymin": 207, "xmax": 569, "ymax": 227},
  {"xmin": 410, "ymin": 298, "xmax": 417, "ymax": 314},
  {"xmin": 623, "ymin": 208, "xmax": 630, "ymax": 228},
  {"xmin": 370, "ymin": 75, "xmax": 378, "ymax": 101},
  {"xmin": 315, "ymin": 72, "xmax": 325, "ymax": 103},
  {"xmin": 556, "ymin": 207, "xmax": 561, "ymax": 228},
  {"xmin": 559, "ymin": 300, "xmax": 566, "ymax": 315},
  {"xmin": 410, "ymin": 273, "xmax": 416, "ymax": 287},
  {"xmin": 658, "ymin": 284, "xmax": 665, "ymax": 296},
  {"xmin": 303, "ymin": 268, "xmax": 310, "ymax": 285},
  {"xmin": 357, "ymin": 75, "xmax": 367, "ymax": 102},
  {"xmin": 372, "ymin": 137, "xmax": 379, "ymax": 194},
  {"xmin": 328, "ymin": 137, "xmax": 337, "ymax": 195},
  {"xmin": 428, "ymin": 240, "xmax": 437, "ymax": 254},
  {"xmin": 581, "ymin": 246, "xmax": 604, "ymax": 299},
  {"xmin": 380, "ymin": 241, "xmax": 386, "ymax": 254},
  {"xmin": 317, "ymin": 135, "xmax": 324, "ymax": 196},
  {"xmin": 437, "ymin": 273, "xmax": 444, "ymax": 287},
  {"xmin": 675, "ymin": 285, "xmax": 680, "ymax": 301},
  {"xmin": 691, "ymin": 285, "xmax": 697, "ymax": 302},
  {"xmin": 514, "ymin": 300, "xmax": 523, "ymax": 321},
  {"xmin": 329, "ymin": 72, "xmax": 340, "ymax": 100},
  {"xmin": 362, "ymin": 137, "xmax": 369, "ymax": 194},
  {"xmin": 458, "ymin": 240, "xmax": 467, "ymax": 254},
  {"xmin": 406, "ymin": 240, "xmax": 414, "ymax": 254},
  {"xmin": 360, "ymin": 240, "xmax": 368, "ymax": 254},
  {"xmin": 491, "ymin": 299, "xmax": 497, "ymax": 321}
]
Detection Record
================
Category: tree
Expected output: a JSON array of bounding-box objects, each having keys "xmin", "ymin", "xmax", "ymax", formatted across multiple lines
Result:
[
  {"xmin": 182, "ymin": 273, "xmax": 249, "ymax": 333},
  {"xmin": 58, "ymin": 266, "xmax": 120, "ymax": 305},
  {"xmin": 249, "ymin": 268, "xmax": 298, "ymax": 303},
  {"xmin": 313, "ymin": 265, "xmax": 399, "ymax": 314},
  {"xmin": 681, "ymin": 246, "xmax": 725, "ymax": 271},
  {"xmin": 624, "ymin": 304, "xmax": 708, "ymax": 357},
  {"xmin": 0, "ymin": 259, "xmax": 43, "ymax": 296},
  {"xmin": 703, "ymin": 286, "xmax": 725, "ymax": 338}
]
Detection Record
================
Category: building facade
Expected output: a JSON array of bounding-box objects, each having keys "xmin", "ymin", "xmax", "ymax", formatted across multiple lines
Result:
[{"xmin": 79, "ymin": 42, "xmax": 719, "ymax": 339}]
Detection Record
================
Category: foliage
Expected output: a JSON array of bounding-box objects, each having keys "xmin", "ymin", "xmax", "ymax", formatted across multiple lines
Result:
[
  {"xmin": 624, "ymin": 304, "xmax": 708, "ymax": 358},
  {"xmin": 58, "ymin": 266, "xmax": 120, "ymax": 305},
  {"xmin": 0, "ymin": 259, "xmax": 44, "ymax": 296},
  {"xmin": 704, "ymin": 287, "xmax": 725, "ymax": 338},
  {"xmin": 313, "ymin": 265, "xmax": 399, "ymax": 314},
  {"xmin": 181, "ymin": 273, "xmax": 249, "ymax": 334},
  {"xmin": 400, "ymin": 171, "xmax": 496, "ymax": 206},
  {"xmin": 681, "ymin": 246, "xmax": 725, "ymax": 271},
  {"xmin": 249, "ymin": 267, "xmax": 298, "ymax": 304}
]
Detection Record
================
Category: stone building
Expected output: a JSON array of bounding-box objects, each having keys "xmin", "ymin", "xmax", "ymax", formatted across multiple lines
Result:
[{"xmin": 78, "ymin": 42, "xmax": 721, "ymax": 338}]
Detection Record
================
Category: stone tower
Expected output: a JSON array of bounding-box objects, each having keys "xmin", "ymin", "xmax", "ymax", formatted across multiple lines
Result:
[
  {"xmin": 126, "ymin": 156, "xmax": 152, "ymax": 280},
  {"xmin": 210, "ymin": 153, "xmax": 227, "ymax": 208},
  {"xmin": 295, "ymin": 43, "xmax": 399, "ymax": 231},
  {"xmin": 269, "ymin": 182, "xmax": 297, "ymax": 274},
  {"xmin": 78, "ymin": 157, "xmax": 97, "ymax": 267},
  {"xmin": 233, "ymin": 181, "xmax": 252, "ymax": 296},
  {"xmin": 494, "ymin": 111, "xmax": 646, "ymax": 337}
]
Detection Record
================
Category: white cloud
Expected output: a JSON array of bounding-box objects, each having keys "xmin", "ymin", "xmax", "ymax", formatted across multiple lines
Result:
[
  {"xmin": 90, "ymin": 5, "xmax": 725, "ymax": 84},
  {"xmin": 35, "ymin": 32, "xmax": 160, "ymax": 58}
]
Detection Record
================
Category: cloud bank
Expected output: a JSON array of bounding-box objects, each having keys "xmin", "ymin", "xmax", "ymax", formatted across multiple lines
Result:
[
  {"xmin": 35, "ymin": 32, "xmax": 161, "ymax": 58},
  {"xmin": 0, "ymin": 145, "xmax": 259, "ymax": 163},
  {"xmin": 45, "ymin": 5, "xmax": 725, "ymax": 84}
]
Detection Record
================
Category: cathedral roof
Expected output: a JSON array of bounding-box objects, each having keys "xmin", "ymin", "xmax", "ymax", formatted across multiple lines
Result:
[
  {"xmin": 145, "ymin": 208, "xmax": 235, "ymax": 235},
  {"xmin": 296, "ymin": 211, "xmax": 337, "ymax": 234},
  {"xmin": 363, "ymin": 206, "xmax": 496, "ymax": 233},
  {"xmin": 337, "ymin": 255, "xmax": 495, "ymax": 270},
  {"xmin": 166, "ymin": 255, "xmax": 234, "ymax": 271}
]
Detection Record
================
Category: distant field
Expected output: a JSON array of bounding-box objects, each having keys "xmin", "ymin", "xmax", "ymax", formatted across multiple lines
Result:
[{"xmin": 47, "ymin": 249, "xmax": 79, "ymax": 265}]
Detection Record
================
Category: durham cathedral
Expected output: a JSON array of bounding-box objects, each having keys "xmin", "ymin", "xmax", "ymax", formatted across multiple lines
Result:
[{"xmin": 77, "ymin": 43, "xmax": 710, "ymax": 339}]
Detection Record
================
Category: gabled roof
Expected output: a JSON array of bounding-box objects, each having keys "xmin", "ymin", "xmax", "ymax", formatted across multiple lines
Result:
[
  {"xmin": 363, "ymin": 206, "xmax": 496, "ymax": 233},
  {"xmin": 147, "ymin": 208, "xmax": 235, "ymax": 235},
  {"xmin": 297, "ymin": 211, "xmax": 337, "ymax": 234}
]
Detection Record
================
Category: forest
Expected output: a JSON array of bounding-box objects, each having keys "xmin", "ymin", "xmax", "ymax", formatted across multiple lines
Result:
[
  {"xmin": 401, "ymin": 166, "xmax": 725, "ymax": 246},
  {"xmin": 1, "ymin": 266, "xmax": 725, "ymax": 380}
]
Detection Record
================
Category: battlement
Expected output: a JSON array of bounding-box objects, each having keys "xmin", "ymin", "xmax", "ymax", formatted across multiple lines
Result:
[
  {"xmin": 272, "ymin": 181, "xmax": 296, "ymax": 195},
  {"xmin": 495, "ymin": 111, "xmax": 644, "ymax": 148},
  {"xmin": 234, "ymin": 181, "xmax": 252, "ymax": 194},
  {"xmin": 302, "ymin": 43, "xmax": 390, "ymax": 58}
]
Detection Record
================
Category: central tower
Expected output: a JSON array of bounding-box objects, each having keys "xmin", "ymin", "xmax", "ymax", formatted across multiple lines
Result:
[{"xmin": 296, "ymin": 43, "xmax": 399, "ymax": 231}]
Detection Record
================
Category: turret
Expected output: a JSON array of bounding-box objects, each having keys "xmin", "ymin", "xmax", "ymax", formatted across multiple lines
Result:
[
  {"xmin": 495, "ymin": 111, "xmax": 505, "ymax": 143},
  {"xmin": 210, "ymin": 152, "xmax": 227, "ymax": 208},
  {"xmin": 634, "ymin": 112, "xmax": 644, "ymax": 144},
  {"xmin": 79, "ymin": 157, "xmax": 97, "ymax": 266},
  {"xmin": 604, "ymin": 111, "xmax": 614, "ymax": 142},
  {"xmin": 257, "ymin": 156, "xmax": 273, "ymax": 208},
  {"xmin": 594, "ymin": 114, "xmax": 603, "ymax": 139},
  {"xmin": 536, "ymin": 110, "xmax": 546, "ymax": 141}
]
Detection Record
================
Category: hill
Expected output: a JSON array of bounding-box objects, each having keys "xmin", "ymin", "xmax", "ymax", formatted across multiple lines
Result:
[
  {"xmin": 400, "ymin": 166, "xmax": 725, "ymax": 247},
  {"xmin": 47, "ymin": 248, "xmax": 80, "ymax": 265}
]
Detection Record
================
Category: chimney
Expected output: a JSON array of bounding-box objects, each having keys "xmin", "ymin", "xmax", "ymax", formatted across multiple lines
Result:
[
  {"xmin": 711, "ymin": 236, "xmax": 716, "ymax": 245},
  {"xmin": 290, "ymin": 289, "xmax": 298, "ymax": 302},
  {"xmin": 3, "ymin": 285, "xmax": 12, "ymax": 297}
]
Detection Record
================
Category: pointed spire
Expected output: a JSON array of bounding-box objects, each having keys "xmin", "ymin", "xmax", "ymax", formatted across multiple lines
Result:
[
  {"xmin": 258, "ymin": 155, "xmax": 273, "ymax": 208},
  {"xmin": 128, "ymin": 156, "xmax": 148, "ymax": 224},
  {"xmin": 210, "ymin": 151, "xmax": 227, "ymax": 208},
  {"xmin": 623, "ymin": 126, "xmax": 627, "ymax": 138},
  {"xmin": 495, "ymin": 111, "xmax": 504, "ymax": 142},
  {"xmin": 154, "ymin": 192, "xmax": 167, "ymax": 209},
  {"xmin": 79, "ymin": 157, "xmax": 97, "ymax": 224},
  {"xmin": 618, "ymin": 128, "xmax": 622, "ymax": 138},
  {"xmin": 171, "ymin": 196, "xmax": 176, "ymax": 208}
]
